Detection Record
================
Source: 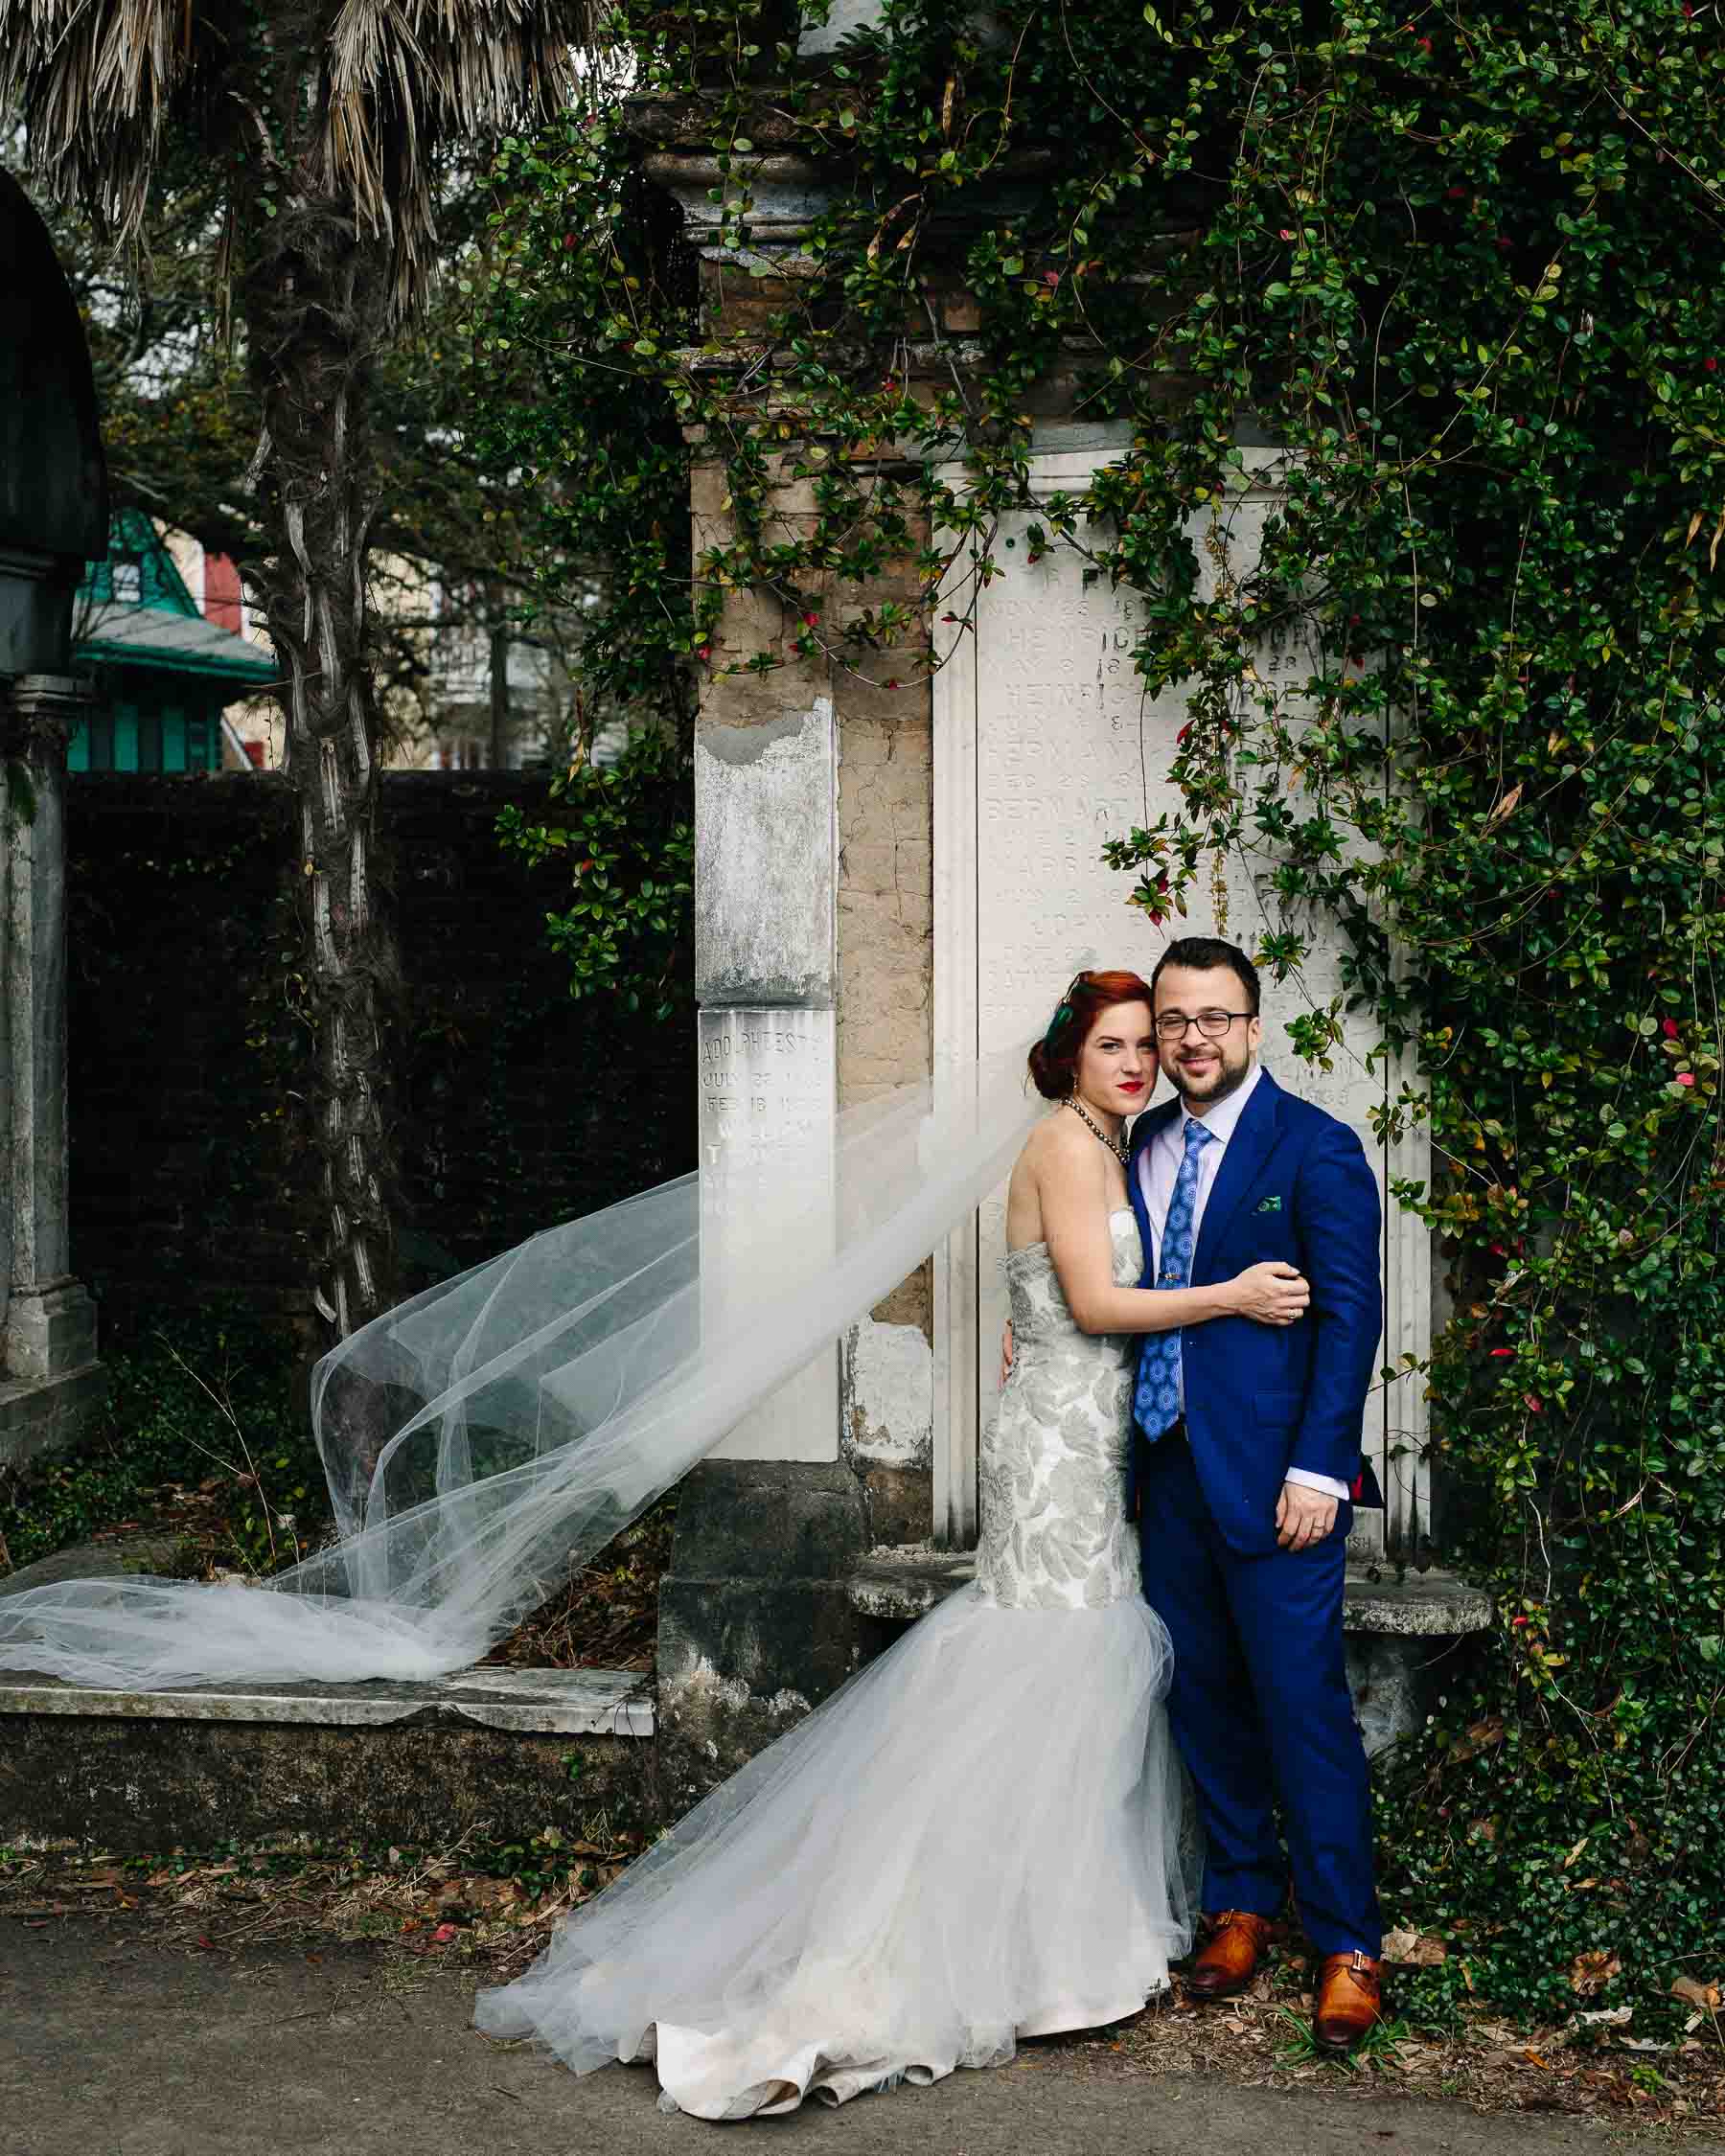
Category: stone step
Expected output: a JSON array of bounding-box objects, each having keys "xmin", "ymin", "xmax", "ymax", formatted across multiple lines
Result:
[
  {"xmin": 0, "ymin": 1358, "xmax": 104, "ymax": 1473},
  {"xmin": 0, "ymin": 1662, "xmax": 655, "ymax": 1852},
  {"xmin": 845, "ymin": 1545, "xmax": 1492, "ymax": 1758},
  {"xmin": 0, "ymin": 1535, "xmax": 655, "ymax": 1849},
  {"xmin": 846, "ymin": 1545, "xmax": 1493, "ymax": 1633}
]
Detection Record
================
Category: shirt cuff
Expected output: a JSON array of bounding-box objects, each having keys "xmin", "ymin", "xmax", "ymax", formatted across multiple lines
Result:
[{"xmin": 1284, "ymin": 1467, "xmax": 1350, "ymax": 1502}]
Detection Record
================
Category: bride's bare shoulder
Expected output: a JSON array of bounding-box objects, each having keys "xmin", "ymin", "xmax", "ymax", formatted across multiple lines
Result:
[{"xmin": 1016, "ymin": 1105, "xmax": 1093, "ymax": 1178}]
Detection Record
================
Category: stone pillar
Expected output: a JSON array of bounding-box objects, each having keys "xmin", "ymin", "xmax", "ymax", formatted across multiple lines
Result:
[
  {"xmin": 654, "ymin": 462, "xmax": 870, "ymax": 1807},
  {"xmin": 0, "ymin": 672, "xmax": 104, "ymax": 1467}
]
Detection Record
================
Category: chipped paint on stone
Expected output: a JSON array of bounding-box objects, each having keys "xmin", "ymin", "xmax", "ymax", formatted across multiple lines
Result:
[
  {"xmin": 695, "ymin": 697, "xmax": 836, "ymax": 1006},
  {"xmin": 840, "ymin": 1316, "xmax": 932, "ymax": 1467}
]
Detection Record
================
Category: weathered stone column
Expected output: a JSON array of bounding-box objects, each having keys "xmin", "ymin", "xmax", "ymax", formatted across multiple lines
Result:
[
  {"xmin": 653, "ymin": 444, "xmax": 870, "ymax": 1807},
  {"xmin": 0, "ymin": 672, "xmax": 104, "ymax": 1466}
]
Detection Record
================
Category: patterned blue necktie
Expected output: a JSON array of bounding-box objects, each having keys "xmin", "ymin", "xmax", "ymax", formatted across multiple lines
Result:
[{"xmin": 1135, "ymin": 1116, "xmax": 1215, "ymax": 1440}]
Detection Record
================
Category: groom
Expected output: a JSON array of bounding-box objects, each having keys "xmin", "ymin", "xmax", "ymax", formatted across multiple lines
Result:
[{"xmin": 1126, "ymin": 936, "xmax": 1384, "ymax": 2050}]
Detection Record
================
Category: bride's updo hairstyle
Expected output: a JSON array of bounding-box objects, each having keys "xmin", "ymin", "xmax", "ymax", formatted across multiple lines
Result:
[{"xmin": 1026, "ymin": 969, "xmax": 1154, "ymax": 1101}]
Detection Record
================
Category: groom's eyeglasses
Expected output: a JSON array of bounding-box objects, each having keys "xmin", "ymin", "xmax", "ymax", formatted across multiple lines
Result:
[{"xmin": 1154, "ymin": 1011, "xmax": 1254, "ymax": 1041}]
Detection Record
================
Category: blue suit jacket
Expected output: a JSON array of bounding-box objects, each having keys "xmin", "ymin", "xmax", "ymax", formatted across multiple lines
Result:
[{"xmin": 1125, "ymin": 1068, "xmax": 1384, "ymax": 1555}]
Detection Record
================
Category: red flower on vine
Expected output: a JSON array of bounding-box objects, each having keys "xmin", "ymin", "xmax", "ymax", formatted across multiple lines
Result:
[
  {"xmin": 801, "ymin": 610, "xmax": 819, "ymax": 628},
  {"xmin": 1677, "ymin": 1072, "xmax": 1696, "ymax": 1087},
  {"xmin": 1707, "ymin": 358, "xmax": 1719, "ymax": 374},
  {"xmin": 1490, "ymin": 1347, "xmax": 1513, "ymax": 1359},
  {"xmin": 1524, "ymin": 1394, "xmax": 1544, "ymax": 1412},
  {"xmin": 1663, "ymin": 1018, "xmax": 1680, "ymax": 1038}
]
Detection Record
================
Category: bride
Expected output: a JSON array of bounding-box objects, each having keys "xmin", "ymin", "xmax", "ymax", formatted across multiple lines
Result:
[{"xmin": 475, "ymin": 968, "xmax": 1314, "ymax": 2119}]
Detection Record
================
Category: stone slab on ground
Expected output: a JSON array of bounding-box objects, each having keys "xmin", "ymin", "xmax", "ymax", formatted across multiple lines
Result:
[
  {"xmin": 0, "ymin": 1663, "xmax": 655, "ymax": 1851},
  {"xmin": 0, "ymin": 1534, "xmax": 657, "ymax": 1849},
  {"xmin": 3, "ymin": 1916, "xmax": 1697, "ymax": 2156},
  {"xmin": 0, "ymin": 1664, "xmax": 655, "ymax": 1737}
]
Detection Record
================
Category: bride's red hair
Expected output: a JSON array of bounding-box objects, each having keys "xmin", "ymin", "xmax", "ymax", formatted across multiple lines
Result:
[{"xmin": 1025, "ymin": 969, "xmax": 1154, "ymax": 1101}]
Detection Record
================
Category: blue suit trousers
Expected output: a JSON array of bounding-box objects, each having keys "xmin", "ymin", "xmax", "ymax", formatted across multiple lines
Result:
[{"xmin": 1138, "ymin": 1432, "xmax": 1380, "ymax": 1959}]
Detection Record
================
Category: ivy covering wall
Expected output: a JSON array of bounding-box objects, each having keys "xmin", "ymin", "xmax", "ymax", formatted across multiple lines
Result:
[{"xmin": 469, "ymin": 2, "xmax": 1725, "ymax": 2024}]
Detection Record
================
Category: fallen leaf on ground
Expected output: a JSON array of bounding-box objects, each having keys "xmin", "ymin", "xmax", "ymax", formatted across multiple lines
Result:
[
  {"xmin": 1569, "ymin": 1950, "xmax": 1622, "ymax": 1996},
  {"xmin": 1382, "ymin": 1928, "xmax": 1447, "ymax": 1966},
  {"xmin": 1672, "ymin": 1976, "xmax": 1721, "ymax": 2010}
]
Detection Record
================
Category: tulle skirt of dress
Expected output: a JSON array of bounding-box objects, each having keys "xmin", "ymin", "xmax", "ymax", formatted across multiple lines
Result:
[{"xmin": 475, "ymin": 1582, "xmax": 1198, "ymax": 2119}]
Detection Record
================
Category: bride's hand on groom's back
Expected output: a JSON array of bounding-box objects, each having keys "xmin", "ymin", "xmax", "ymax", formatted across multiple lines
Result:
[{"xmin": 1228, "ymin": 1261, "xmax": 1310, "ymax": 1326}]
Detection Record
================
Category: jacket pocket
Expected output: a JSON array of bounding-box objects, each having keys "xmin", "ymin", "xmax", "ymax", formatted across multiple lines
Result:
[{"xmin": 1254, "ymin": 1390, "xmax": 1302, "ymax": 1429}]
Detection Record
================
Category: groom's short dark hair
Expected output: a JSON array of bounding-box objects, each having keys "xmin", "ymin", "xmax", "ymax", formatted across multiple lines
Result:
[{"xmin": 1151, "ymin": 936, "xmax": 1261, "ymax": 1015}]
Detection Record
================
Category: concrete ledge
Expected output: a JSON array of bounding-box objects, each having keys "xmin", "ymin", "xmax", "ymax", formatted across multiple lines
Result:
[
  {"xmin": 1341, "ymin": 1566, "xmax": 1493, "ymax": 1637},
  {"xmin": 0, "ymin": 1358, "xmax": 104, "ymax": 1472},
  {"xmin": 0, "ymin": 1664, "xmax": 655, "ymax": 1737},
  {"xmin": 846, "ymin": 1546, "xmax": 1493, "ymax": 1636},
  {"xmin": 847, "ymin": 1546, "xmax": 977, "ymax": 1621},
  {"xmin": 0, "ymin": 1664, "xmax": 656, "ymax": 1849}
]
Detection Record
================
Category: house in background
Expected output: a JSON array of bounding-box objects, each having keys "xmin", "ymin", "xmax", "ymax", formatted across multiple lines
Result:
[
  {"xmin": 68, "ymin": 509, "xmax": 275, "ymax": 772},
  {"xmin": 66, "ymin": 513, "xmax": 613, "ymax": 774}
]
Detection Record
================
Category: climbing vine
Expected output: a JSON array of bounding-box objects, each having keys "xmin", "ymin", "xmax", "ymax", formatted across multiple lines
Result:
[{"xmin": 472, "ymin": 1, "xmax": 1725, "ymax": 2025}]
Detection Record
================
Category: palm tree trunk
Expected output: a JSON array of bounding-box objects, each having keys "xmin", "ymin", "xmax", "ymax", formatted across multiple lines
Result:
[{"xmin": 246, "ymin": 175, "xmax": 402, "ymax": 1341}]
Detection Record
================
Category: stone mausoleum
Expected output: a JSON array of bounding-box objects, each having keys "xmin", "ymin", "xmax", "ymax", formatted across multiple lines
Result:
[
  {"xmin": 0, "ymin": 171, "xmax": 108, "ymax": 1471},
  {"xmin": 637, "ymin": 5, "xmax": 1490, "ymax": 1804}
]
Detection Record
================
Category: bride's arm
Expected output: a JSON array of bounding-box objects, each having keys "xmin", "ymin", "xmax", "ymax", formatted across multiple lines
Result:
[{"xmin": 1039, "ymin": 1126, "xmax": 1307, "ymax": 1337}]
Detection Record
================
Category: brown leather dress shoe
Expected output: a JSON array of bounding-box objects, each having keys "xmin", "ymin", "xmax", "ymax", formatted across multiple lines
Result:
[
  {"xmin": 1313, "ymin": 1950, "xmax": 1384, "ymax": 2050},
  {"xmin": 1186, "ymin": 1910, "xmax": 1277, "ymax": 2000}
]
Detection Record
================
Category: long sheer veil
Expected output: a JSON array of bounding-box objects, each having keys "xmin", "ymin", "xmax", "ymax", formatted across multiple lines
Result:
[{"xmin": 0, "ymin": 1049, "xmax": 1042, "ymax": 1689}]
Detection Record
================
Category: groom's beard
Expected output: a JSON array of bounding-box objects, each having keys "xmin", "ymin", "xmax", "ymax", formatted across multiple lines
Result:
[{"xmin": 1175, "ymin": 1043, "xmax": 1253, "ymax": 1112}]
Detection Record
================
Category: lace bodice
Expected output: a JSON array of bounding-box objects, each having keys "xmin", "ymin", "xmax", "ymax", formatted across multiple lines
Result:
[{"xmin": 974, "ymin": 1208, "xmax": 1144, "ymax": 1612}]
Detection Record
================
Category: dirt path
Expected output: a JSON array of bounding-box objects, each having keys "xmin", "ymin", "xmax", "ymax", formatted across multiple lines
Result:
[{"xmin": 4, "ymin": 1901, "xmax": 1722, "ymax": 2156}]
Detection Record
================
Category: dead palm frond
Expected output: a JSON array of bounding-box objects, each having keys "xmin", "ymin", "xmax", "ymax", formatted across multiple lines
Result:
[{"xmin": 0, "ymin": 0, "xmax": 593, "ymax": 315}]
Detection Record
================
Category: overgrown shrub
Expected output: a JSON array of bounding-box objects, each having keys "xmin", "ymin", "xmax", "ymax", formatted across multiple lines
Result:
[
  {"xmin": 0, "ymin": 1306, "xmax": 324, "ymax": 1580},
  {"xmin": 468, "ymin": 1, "xmax": 1725, "ymax": 2020}
]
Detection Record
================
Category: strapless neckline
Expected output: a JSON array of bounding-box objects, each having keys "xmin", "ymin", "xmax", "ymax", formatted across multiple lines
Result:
[{"xmin": 1006, "ymin": 1206, "xmax": 1136, "ymax": 1264}]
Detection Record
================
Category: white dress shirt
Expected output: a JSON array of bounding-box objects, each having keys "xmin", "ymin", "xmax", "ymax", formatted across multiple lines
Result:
[{"xmin": 1136, "ymin": 1061, "xmax": 1350, "ymax": 1503}]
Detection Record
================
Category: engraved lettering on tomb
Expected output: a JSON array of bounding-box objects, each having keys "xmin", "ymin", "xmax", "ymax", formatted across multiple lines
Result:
[{"xmin": 941, "ymin": 462, "xmax": 1418, "ymax": 1548}]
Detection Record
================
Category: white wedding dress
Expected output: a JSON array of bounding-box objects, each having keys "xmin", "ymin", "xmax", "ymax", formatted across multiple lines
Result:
[{"xmin": 475, "ymin": 1208, "xmax": 1199, "ymax": 2118}]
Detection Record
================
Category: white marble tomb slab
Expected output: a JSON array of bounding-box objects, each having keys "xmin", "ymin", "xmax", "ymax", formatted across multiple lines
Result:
[{"xmin": 932, "ymin": 447, "xmax": 1429, "ymax": 1553}]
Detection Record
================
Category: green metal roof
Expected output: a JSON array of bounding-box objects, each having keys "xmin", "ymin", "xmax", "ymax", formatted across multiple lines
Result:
[
  {"xmin": 77, "ymin": 603, "xmax": 277, "ymax": 684},
  {"xmin": 75, "ymin": 509, "xmax": 275, "ymax": 687}
]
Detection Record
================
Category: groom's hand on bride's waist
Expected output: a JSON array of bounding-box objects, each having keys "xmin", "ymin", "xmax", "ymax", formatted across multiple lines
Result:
[{"xmin": 1275, "ymin": 1479, "xmax": 1338, "ymax": 1552}]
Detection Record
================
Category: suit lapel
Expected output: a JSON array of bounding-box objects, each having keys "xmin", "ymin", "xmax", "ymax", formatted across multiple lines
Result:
[{"xmin": 1192, "ymin": 1068, "xmax": 1283, "ymax": 1274}]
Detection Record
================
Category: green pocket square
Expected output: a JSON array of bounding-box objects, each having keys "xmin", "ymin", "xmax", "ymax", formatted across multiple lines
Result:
[{"xmin": 1255, "ymin": 1195, "xmax": 1283, "ymax": 1213}]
